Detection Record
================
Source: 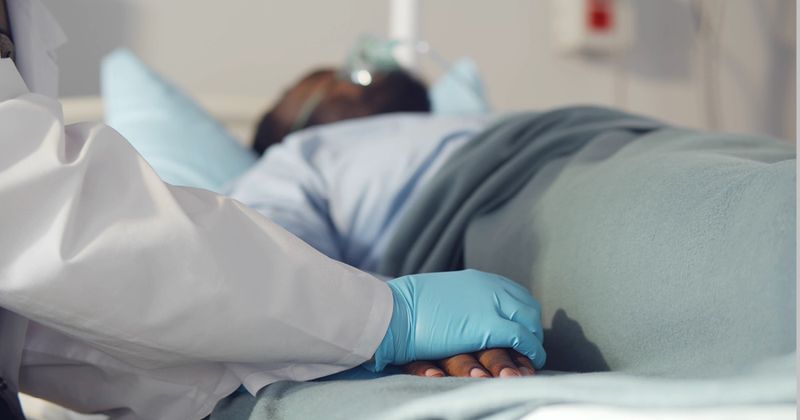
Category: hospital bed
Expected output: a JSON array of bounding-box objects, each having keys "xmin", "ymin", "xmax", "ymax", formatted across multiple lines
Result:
[
  {"xmin": 209, "ymin": 106, "xmax": 795, "ymax": 420},
  {"xmin": 45, "ymin": 96, "xmax": 797, "ymax": 420},
  {"xmin": 27, "ymin": 0, "xmax": 794, "ymax": 413}
]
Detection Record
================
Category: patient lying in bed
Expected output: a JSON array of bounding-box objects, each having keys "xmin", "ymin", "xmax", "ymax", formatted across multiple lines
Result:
[
  {"xmin": 230, "ymin": 68, "xmax": 534, "ymax": 379},
  {"xmin": 217, "ymin": 63, "xmax": 795, "ymax": 420}
]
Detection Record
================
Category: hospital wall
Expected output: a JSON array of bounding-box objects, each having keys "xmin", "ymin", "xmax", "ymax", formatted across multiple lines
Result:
[{"xmin": 45, "ymin": 0, "xmax": 796, "ymax": 142}]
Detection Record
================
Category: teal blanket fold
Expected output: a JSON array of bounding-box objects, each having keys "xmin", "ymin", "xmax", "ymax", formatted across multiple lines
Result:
[{"xmin": 378, "ymin": 106, "xmax": 664, "ymax": 276}]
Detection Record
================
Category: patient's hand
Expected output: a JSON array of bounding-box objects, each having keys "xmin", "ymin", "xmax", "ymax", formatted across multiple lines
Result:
[{"xmin": 402, "ymin": 348, "xmax": 535, "ymax": 378}]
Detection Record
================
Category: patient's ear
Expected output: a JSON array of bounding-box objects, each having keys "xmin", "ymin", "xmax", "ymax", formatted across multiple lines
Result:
[
  {"xmin": 251, "ymin": 110, "xmax": 285, "ymax": 156},
  {"xmin": 251, "ymin": 69, "xmax": 339, "ymax": 156}
]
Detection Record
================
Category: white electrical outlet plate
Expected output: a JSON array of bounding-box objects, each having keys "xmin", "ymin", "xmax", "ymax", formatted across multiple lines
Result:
[{"xmin": 551, "ymin": 0, "xmax": 633, "ymax": 55}]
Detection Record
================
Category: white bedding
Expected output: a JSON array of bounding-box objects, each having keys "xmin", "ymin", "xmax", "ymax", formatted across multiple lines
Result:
[
  {"xmin": 24, "ymin": 393, "xmax": 793, "ymax": 420},
  {"xmin": 524, "ymin": 404, "xmax": 794, "ymax": 420}
]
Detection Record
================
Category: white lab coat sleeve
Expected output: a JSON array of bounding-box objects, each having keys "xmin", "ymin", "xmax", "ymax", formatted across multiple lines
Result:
[{"xmin": 0, "ymin": 59, "xmax": 392, "ymax": 388}]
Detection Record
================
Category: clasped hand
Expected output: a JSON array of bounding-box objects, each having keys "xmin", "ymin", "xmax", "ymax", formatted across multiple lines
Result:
[
  {"xmin": 404, "ymin": 348, "xmax": 536, "ymax": 378},
  {"xmin": 366, "ymin": 270, "xmax": 545, "ymax": 374}
]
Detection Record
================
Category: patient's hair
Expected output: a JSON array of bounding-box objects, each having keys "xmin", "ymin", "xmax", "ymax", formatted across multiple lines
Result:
[{"xmin": 252, "ymin": 68, "xmax": 430, "ymax": 156}]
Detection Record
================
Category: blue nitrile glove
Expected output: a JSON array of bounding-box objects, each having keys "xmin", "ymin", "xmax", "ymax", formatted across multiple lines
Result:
[{"xmin": 365, "ymin": 269, "xmax": 546, "ymax": 371}]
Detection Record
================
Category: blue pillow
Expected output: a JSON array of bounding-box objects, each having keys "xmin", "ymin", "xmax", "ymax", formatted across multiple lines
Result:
[
  {"xmin": 430, "ymin": 58, "xmax": 490, "ymax": 115},
  {"xmin": 101, "ymin": 49, "xmax": 256, "ymax": 193}
]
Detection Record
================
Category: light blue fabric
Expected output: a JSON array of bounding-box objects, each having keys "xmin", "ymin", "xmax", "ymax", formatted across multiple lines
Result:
[
  {"xmin": 430, "ymin": 58, "xmax": 491, "ymax": 115},
  {"xmin": 368, "ymin": 270, "xmax": 545, "ymax": 371},
  {"xmin": 101, "ymin": 49, "xmax": 257, "ymax": 193},
  {"xmin": 227, "ymin": 113, "xmax": 490, "ymax": 272}
]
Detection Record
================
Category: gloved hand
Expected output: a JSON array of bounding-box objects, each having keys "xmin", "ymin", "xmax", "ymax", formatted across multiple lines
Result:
[{"xmin": 365, "ymin": 269, "xmax": 545, "ymax": 372}]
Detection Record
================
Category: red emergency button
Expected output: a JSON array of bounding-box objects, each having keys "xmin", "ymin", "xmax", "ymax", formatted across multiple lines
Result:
[{"xmin": 587, "ymin": 0, "xmax": 613, "ymax": 32}]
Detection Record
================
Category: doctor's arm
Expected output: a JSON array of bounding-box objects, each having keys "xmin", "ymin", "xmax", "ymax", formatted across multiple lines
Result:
[{"xmin": 0, "ymin": 60, "xmax": 391, "ymax": 380}]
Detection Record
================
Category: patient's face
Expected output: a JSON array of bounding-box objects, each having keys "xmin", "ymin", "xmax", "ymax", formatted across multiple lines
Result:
[{"xmin": 251, "ymin": 67, "xmax": 430, "ymax": 156}]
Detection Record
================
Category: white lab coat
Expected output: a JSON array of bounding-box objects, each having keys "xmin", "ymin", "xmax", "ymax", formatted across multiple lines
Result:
[{"xmin": 0, "ymin": 0, "xmax": 392, "ymax": 418}]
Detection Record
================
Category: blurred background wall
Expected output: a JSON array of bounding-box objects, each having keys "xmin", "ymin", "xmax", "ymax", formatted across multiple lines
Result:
[{"xmin": 43, "ymin": 0, "xmax": 796, "ymax": 141}]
